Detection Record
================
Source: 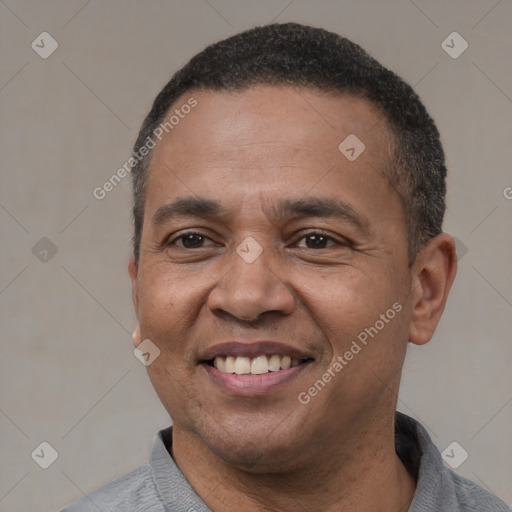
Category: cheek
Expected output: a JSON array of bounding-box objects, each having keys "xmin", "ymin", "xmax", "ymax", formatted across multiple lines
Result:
[
  {"xmin": 146, "ymin": 360, "xmax": 205, "ymax": 432},
  {"xmin": 138, "ymin": 269, "xmax": 205, "ymax": 420},
  {"xmin": 138, "ymin": 266, "xmax": 203, "ymax": 326},
  {"xmin": 135, "ymin": 273, "xmax": 195, "ymax": 374},
  {"xmin": 294, "ymin": 262, "xmax": 401, "ymax": 336}
]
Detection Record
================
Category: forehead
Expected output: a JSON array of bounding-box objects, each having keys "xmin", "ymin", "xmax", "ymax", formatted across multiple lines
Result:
[
  {"xmin": 151, "ymin": 85, "xmax": 391, "ymax": 167},
  {"xmin": 145, "ymin": 85, "xmax": 398, "ymax": 222}
]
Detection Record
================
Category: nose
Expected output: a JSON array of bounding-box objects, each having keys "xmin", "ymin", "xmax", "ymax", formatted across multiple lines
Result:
[{"xmin": 207, "ymin": 246, "xmax": 295, "ymax": 322}]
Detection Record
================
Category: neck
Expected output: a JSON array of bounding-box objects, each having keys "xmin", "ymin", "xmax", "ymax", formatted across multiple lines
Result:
[{"xmin": 171, "ymin": 412, "xmax": 416, "ymax": 512}]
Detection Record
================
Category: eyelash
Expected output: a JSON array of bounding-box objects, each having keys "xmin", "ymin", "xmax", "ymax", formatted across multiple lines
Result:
[
  {"xmin": 167, "ymin": 231, "xmax": 217, "ymax": 249},
  {"xmin": 166, "ymin": 230, "xmax": 347, "ymax": 249}
]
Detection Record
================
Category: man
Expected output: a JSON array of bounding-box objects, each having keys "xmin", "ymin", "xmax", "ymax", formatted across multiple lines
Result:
[{"xmin": 64, "ymin": 23, "xmax": 509, "ymax": 511}]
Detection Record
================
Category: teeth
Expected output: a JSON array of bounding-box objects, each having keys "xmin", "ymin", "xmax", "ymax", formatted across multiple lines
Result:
[
  {"xmin": 212, "ymin": 355, "xmax": 303, "ymax": 375},
  {"xmin": 234, "ymin": 356, "xmax": 251, "ymax": 375},
  {"xmin": 268, "ymin": 354, "xmax": 281, "ymax": 372},
  {"xmin": 225, "ymin": 356, "xmax": 236, "ymax": 374},
  {"xmin": 251, "ymin": 355, "xmax": 269, "ymax": 374},
  {"xmin": 214, "ymin": 357, "xmax": 226, "ymax": 372}
]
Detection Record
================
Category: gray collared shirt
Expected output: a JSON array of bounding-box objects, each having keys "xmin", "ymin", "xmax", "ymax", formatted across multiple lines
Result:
[{"xmin": 62, "ymin": 412, "xmax": 509, "ymax": 511}]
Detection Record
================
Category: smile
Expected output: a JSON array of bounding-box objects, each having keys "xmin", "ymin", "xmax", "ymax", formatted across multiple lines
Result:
[
  {"xmin": 199, "ymin": 341, "xmax": 315, "ymax": 394},
  {"xmin": 207, "ymin": 355, "xmax": 311, "ymax": 375}
]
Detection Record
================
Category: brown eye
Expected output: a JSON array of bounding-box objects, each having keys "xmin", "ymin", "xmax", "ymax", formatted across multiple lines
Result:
[
  {"xmin": 174, "ymin": 233, "xmax": 210, "ymax": 248},
  {"xmin": 296, "ymin": 233, "xmax": 338, "ymax": 249},
  {"xmin": 305, "ymin": 234, "xmax": 329, "ymax": 249},
  {"xmin": 184, "ymin": 234, "xmax": 205, "ymax": 248}
]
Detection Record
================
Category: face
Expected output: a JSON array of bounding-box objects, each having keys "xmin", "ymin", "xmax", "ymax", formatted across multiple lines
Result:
[{"xmin": 130, "ymin": 86, "xmax": 416, "ymax": 471}]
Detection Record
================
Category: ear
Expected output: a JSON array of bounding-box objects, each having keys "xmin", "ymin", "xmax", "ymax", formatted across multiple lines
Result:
[
  {"xmin": 409, "ymin": 233, "xmax": 457, "ymax": 345},
  {"xmin": 132, "ymin": 322, "xmax": 142, "ymax": 348},
  {"xmin": 128, "ymin": 255, "xmax": 141, "ymax": 348},
  {"xmin": 128, "ymin": 254, "xmax": 139, "ymax": 311}
]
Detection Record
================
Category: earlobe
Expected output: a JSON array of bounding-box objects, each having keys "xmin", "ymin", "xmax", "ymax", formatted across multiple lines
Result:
[
  {"xmin": 128, "ymin": 255, "xmax": 141, "ymax": 346},
  {"xmin": 409, "ymin": 234, "xmax": 457, "ymax": 345},
  {"xmin": 128, "ymin": 255, "xmax": 139, "ymax": 312},
  {"xmin": 132, "ymin": 322, "xmax": 142, "ymax": 348}
]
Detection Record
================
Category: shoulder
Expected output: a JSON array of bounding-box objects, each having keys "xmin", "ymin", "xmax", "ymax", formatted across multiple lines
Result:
[
  {"xmin": 61, "ymin": 463, "xmax": 164, "ymax": 512},
  {"xmin": 395, "ymin": 412, "xmax": 510, "ymax": 511},
  {"xmin": 445, "ymin": 469, "xmax": 510, "ymax": 511}
]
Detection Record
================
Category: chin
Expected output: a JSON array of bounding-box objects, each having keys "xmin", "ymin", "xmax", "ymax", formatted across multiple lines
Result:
[{"xmin": 199, "ymin": 419, "xmax": 306, "ymax": 473}]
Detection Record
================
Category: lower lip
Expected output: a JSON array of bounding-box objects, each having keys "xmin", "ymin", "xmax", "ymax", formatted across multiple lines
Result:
[{"xmin": 202, "ymin": 363, "xmax": 309, "ymax": 396}]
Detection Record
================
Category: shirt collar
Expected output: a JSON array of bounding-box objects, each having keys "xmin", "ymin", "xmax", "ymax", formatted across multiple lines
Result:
[{"xmin": 150, "ymin": 412, "xmax": 462, "ymax": 511}]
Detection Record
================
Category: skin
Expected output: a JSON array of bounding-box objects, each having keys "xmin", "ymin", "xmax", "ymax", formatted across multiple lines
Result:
[{"xmin": 129, "ymin": 85, "xmax": 457, "ymax": 511}]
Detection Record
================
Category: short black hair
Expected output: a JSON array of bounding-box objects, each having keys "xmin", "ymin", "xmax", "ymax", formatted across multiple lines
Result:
[{"xmin": 131, "ymin": 22, "xmax": 446, "ymax": 265}]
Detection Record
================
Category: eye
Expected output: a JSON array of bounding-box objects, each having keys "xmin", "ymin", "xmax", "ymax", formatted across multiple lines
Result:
[
  {"xmin": 295, "ymin": 232, "xmax": 341, "ymax": 249},
  {"xmin": 169, "ymin": 232, "xmax": 216, "ymax": 249}
]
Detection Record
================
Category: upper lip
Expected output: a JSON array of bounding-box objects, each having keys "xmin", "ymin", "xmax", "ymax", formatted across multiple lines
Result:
[{"xmin": 199, "ymin": 341, "xmax": 314, "ymax": 362}]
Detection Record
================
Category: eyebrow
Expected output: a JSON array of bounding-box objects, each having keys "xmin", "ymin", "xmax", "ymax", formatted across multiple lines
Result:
[
  {"xmin": 271, "ymin": 197, "xmax": 369, "ymax": 234},
  {"xmin": 152, "ymin": 197, "xmax": 226, "ymax": 225},
  {"xmin": 152, "ymin": 196, "xmax": 369, "ymax": 234}
]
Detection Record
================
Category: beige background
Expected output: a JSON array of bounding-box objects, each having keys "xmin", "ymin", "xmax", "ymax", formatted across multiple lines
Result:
[{"xmin": 1, "ymin": 1, "xmax": 511, "ymax": 510}]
